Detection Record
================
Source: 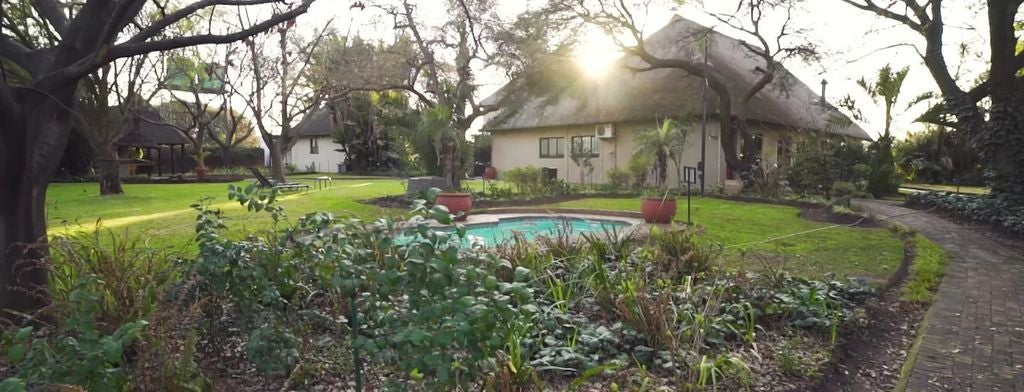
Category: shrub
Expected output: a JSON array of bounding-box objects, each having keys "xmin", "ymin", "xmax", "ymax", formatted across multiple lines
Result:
[
  {"xmin": 187, "ymin": 185, "xmax": 533, "ymax": 389},
  {"xmin": 866, "ymin": 132, "xmax": 902, "ymax": 197},
  {"xmin": 48, "ymin": 228, "xmax": 177, "ymax": 329},
  {"xmin": 606, "ymin": 167, "xmax": 632, "ymax": 189},
  {"xmin": 830, "ymin": 181, "xmax": 858, "ymax": 206},
  {"xmin": 503, "ymin": 166, "xmax": 544, "ymax": 195},
  {"xmin": 785, "ymin": 138, "xmax": 870, "ymax": 196},
  {"xmin": 648, "ymin": 228, "xmax": 721, "ymax": 279},
  {"xmin": 906, "ymin": 192, "xmax": 1024, "ymax": 236},
  {"xmin": 1, "ymin": 276, "xmax": 148, "ymax": 391},
  {"xmin": 744, "ymin": 165, "xmax": 785, "ymax": 199},
  {"xmin": 627, "ymin": 154, "xmax": 654, "ymax": 188}
]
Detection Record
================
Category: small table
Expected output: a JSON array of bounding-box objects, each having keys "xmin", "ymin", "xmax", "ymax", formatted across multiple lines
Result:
[{"xmin": 314, "ymin": 176, "xmax": 332, "ymax": 190}]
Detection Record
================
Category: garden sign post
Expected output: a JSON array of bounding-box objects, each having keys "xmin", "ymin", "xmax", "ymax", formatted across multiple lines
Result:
[{"xmin": 683, "ymin": 166, "xmax": 698, "ymax": 225}]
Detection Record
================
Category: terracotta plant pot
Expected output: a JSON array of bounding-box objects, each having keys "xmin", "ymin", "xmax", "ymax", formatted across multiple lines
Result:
[
  {"xmin": 435, "ymin": 192, "xmax": 472, "ymax": 221},
  {"xmin": 195, "ymin": 166, "xmax": 208, "ymax": 179},
  {"xmin": 483, "ymin": 166, "xmax": 497, "ymax": 180},
  {"xmin": 641, "ymin": 197, "xmax": 677, "ymax": 224}
]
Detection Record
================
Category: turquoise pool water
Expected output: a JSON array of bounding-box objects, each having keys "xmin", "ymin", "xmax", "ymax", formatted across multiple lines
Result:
[{"xmin": 450, "ymin": 216, "xmax": 632, "ymax": 246}]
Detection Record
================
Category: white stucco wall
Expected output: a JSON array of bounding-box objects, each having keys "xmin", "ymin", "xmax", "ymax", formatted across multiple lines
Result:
[
  {"xmin": 490, "ymin": 121, "xmax": 790, "ymax": 189},
  {"xmin": 285, "ymin": 136, "xmax": 347, "ymax": 173}
]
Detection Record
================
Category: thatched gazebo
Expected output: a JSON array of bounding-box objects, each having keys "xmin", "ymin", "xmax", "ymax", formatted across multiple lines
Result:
[{"xmin": 114, "ymin": 109, "xmax": 191, "ymax": 176}]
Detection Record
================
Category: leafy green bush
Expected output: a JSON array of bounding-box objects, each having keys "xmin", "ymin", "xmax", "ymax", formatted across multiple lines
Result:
[
  {"xmin": 627, "ymin": 154, "xmax": 654, "ymax": 188},
  {"xmin": 503, "ymin": 166, "xmax": 545, "ymax": 195},
  {"xmin": 830, "ymin": 181, "xmax": 858, "ymax": 206},
  {"xmin": 606, "ymin": 167, "xmax": 632, "ymax": 189},
  {"xmin": 907, "ymin": 192, "xmax": 1024, "ymax": 236},
  {"xmin": 785, "ymin": 138, "xmax": 870, "ymax": 196},
  {"xmin": 744, "ymin": 165, "xmax": 785, "ymax": 199},
  {"xmin": 867, "ymin": 132, "xmax": 902, "ymax": 197},
  {"xmin": 1, "ymin": 276, "xmax": 148, "ymax": 391},
  {"xmin": 48, "ymin": 228, "xmax": 177, "ymax": 329},
  {"xmin": 187, "ymin": 184, "xmax": 533, "ymax": 389},
  {"xmin": 648, "ymin": 228, "xmax": 721, "ymax": 279}
]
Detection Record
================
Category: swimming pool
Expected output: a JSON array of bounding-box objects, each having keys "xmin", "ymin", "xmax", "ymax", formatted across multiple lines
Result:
[{"xmin": 444, "ymin": 216, "xmax": 634, "ymax": 246}]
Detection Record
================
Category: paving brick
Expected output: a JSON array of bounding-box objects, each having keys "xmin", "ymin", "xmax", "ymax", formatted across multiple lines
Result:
[{"xmin": 856, "ymin": 200, "xmax": 1024, "ymax": 392}]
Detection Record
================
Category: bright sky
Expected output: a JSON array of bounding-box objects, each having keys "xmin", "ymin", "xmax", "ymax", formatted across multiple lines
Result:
[{"xmin": 280, "ymin": 0, "xmax": 990, "ymax": 139}]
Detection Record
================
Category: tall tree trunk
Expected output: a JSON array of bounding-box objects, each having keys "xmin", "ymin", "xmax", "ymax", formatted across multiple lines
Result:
[
  {"xmin": 1, "ymin": 89, "xmax": 74, "ymax": 323},
  {"xmin": 270, "ymin": 141, "xmax": 286, "ymax": 183},
  {"xmin": 0, "ymin": 182, "xmax": 51, "ymax": 323},
  {"xmin": 977, "ymin": 1, "xmax": 1024, "ymax": 206},
  {"xmin": 97, "ymin": 147, "xmax": 124, "ymax": 195},
  {"xmin": 220, "ymin": 145, "xmax": 233, "ymax": 168}
]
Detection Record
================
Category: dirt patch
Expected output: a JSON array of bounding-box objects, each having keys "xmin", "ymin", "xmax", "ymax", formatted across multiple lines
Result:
[{"xmin": 814, "ymin": 235, "xmax": 924, "ymax": 392}]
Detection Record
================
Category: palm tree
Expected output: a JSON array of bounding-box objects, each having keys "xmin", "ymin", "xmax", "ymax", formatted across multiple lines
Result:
[{"xmin": 633, "ymin": 119, "xmax": 690, "ymax": 187}]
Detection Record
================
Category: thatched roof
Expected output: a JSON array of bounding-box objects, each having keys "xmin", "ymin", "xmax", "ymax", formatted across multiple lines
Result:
[
  {"xmin": 114, "ymin": 109, "xmax": 190, "ymax": 147},
  {"xmin": 290, "ymin": 109, "xmax": 333, "ymax": 138},
  {"xmin": 483, "ymin": 16, "xmax": 870, "ymax": 140}
]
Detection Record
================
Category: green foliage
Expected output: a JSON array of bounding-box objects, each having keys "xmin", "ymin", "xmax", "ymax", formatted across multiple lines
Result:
[
  {"xmin": 648, "ymin": 228, "xmax": 721, "ymax": 279},
  {"xmin": 894, "ymin": 126, "xmax": 981, "ymax": 184},
  {"xmin": 902, "ymin": 235, "xmax": 949, "ymax": 303},
  {"xmin": 2, "ymin": 277, "xmax": 148, "ymax": 391},
  {"xmin": 744, "ymin": 165, "xmax": 785, "ymax": 199},
  {"xmin": 633, "ymin": 119, "xmax": 691, "ymax": 188},
  {"xmin": 246, "ymin": 326, "xmax": 300, "ymax": 375},
  {"xmin": 48, "ymin": 227, "xmax": 177, "ymax": 329},
  {"xmin": 785, "ymin": 137, "xmax": 869, "ymax": 197},
  {"xmin": 907, "ymin": 192, "xmax": 1024, "ymax": 236},
  {"xmin": 329, "ymin": 92, "xmax": 410, "ymax": 172},
  {"xmin": 502, "ymin": 166, "xmax": 571, "ymax": 197},
  {"xmin": 830, "ymin": 181, "xmax": 858, "ymax": 206},
  {"xmin": 188, "ymin": 185, "xmax": 532, "ymax": 389},
  {"xmin": 627, "ymin": 154, "xmax": 655, "ymax": 188},
  {"xmin": 606, "ymin": 167, "xmax": 632, "ymax": 189},
  {"xmin": 866, "ymin": 131, "xmax": 902, "ymax": 197},
  {"xmin": 504, "ymin": 166, "xmax": 544, "ymax": 195}
]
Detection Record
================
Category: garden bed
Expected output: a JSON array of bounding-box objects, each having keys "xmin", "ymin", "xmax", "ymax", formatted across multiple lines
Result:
[{"xmin": 815, "ymin": 230, "xmax": 924, "ymax": 391}]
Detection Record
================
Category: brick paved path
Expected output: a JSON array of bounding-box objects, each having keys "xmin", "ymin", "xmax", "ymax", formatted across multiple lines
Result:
[{"xmin": 855, "ymin": 200, "xmax": 1024, "ymax": 391}]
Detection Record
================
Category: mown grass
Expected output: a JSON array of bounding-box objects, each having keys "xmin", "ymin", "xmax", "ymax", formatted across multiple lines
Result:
[
  {"xmin": 902, "ymin": 234, "xmax": 949, "ymax": 303},
  {"xmin": 544, "ymin": 197, "xmax": 905, "ymax": 282},
  {"xmin": 46, "ymin": 179, "xmax": 904, "ymax": 282},
  {"xmin": 46, "ymin": 174, "xmax": 406, "ymax": 251}
]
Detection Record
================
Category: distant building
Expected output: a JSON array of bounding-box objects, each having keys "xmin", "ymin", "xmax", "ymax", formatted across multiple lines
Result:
[
  {"xmin": 482, "ymin": 16, "xmax": 869, "ymax": 187},
  {"xmin": 285, "ymin": 110, "xmax": 346, "ymax": 173}
]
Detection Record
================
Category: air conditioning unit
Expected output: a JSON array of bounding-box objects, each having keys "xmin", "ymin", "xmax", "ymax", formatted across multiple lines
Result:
[{"xmin": 595, "ymin": 123, "xmax": 615, "ymax": 139}]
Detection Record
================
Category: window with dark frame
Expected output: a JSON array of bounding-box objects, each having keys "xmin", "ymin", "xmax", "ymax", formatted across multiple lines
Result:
[
  {"xmin": 571, "ymin": 135, "xmax": 599, "ymax": 158},
  {"xmin": 539, "ymin": 137, "xmax": 565, "ymax": 158},
  {"xmin": 777, "ymin": 137, "xmax": 792, "ymax": 166},
  {"xmin": 310, "ymin": 138, "xmax": 319, "ymax": 154}
]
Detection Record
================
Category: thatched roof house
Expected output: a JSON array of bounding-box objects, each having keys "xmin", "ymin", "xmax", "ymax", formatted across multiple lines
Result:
[
  {"xmin": 481, "ymin": 15, "xmax": 869, "ymax": 188},
  {"xmin": 284, "ymin": 108, "xmax": 347, "ymax": 173}
]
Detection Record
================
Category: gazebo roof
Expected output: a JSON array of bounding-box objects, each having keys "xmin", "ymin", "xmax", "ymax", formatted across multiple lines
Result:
[{"xmin": 114, "ymin": 109, "xmax": 190, "ymax": 147}]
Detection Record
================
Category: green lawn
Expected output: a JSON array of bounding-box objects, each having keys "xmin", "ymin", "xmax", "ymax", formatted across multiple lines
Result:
[
  {"xmin": 544, "ymin": 198, "xmax": 904, "ymax": 282},
  {"xmin": 46, "ymin": 174, "xmax": 406, "ymax": 251},
  {"xmin": 901, "ymin": 183, "xmax": 988, "ymax": 195},
  {"xmin": 45, "ymin": 177, "xmax": 903, "ymax": 282}
]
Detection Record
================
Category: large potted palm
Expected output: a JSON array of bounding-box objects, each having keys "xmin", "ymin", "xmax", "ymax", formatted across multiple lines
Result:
[{"xmin": 634, "ymin": 119, "xmax": 690, "ymax": 223}]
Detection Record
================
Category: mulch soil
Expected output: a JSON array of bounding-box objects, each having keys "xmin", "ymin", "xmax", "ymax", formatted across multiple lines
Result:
[{"xmin": 814, "ymin": 234, "xmax": 924, "ymax": 392}]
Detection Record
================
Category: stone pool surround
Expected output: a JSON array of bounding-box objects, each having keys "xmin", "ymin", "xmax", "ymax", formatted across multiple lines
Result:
[{"xmin": 435, "ymin": 207, "xmax": 680, "ymax": 233}]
